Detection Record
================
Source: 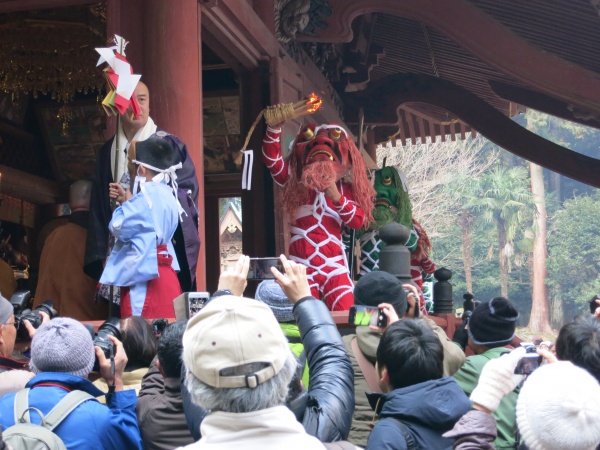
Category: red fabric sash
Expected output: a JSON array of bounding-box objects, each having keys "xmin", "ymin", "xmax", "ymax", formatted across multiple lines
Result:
[{"xmin": 120, "ymin": 245, "xmax": 182, "ymax": 319}]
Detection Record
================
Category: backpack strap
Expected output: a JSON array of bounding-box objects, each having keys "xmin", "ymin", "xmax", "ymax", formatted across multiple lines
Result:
[
  {"xmin": 383, "ymin": 417, "xmax": 418, "ymax": 450},
  {"xmin": 42, "ymin": 390, "xmax": 97, "ymax": 431},
  {"xmin": 323, "ymin": 441, "xmax": 357, "ymax": 449},
  {"xmin": 13, "ymin": 388, "xmax": 32, "ymax": 424},
  {"xmin": 351, "ymin": 336, "xmax": 380, "ymax": 392}
]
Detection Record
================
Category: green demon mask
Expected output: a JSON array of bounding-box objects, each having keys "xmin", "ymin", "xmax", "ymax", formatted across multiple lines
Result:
[{"xmin": 370, "ymin": 166, "xmax": 413, "ymax": 231}]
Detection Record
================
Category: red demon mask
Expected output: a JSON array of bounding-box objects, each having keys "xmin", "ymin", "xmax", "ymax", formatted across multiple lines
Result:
[{"xmin": 293, "ymin": 123, "xmax": 352, "ymax": 174}]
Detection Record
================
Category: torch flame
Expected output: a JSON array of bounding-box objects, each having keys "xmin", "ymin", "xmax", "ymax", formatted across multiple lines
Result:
[{"xmin": 306, "ymin": 93, "xmax": 323, "ymax": 113}]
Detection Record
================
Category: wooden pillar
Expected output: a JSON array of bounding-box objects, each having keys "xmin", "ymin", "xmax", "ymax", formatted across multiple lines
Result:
[
  {"xmin": 240, "ymin": 65, "xmax": 275, "ymax": 274},
  {"xmin": 143, "ymin": 0, "xmax": 205, "ymax": 290},
  {"xmin": 366, "ymin": 127, "xmax": 377, "ymax": 162},
  {"xmin": 107, "ymin": 0, "xmax": 206, "ymax": 289}
]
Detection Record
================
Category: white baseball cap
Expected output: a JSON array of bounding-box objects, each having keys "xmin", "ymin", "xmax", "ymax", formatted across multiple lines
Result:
[{"xmin": 182, "ymin": 295, "xmax": 290, "ymax": 389}]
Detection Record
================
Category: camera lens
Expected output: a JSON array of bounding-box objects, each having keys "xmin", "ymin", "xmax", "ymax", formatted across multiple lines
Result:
[
  {"xmin": 93, "ymin": 317, "xmax": 121, "ymax": 372},
  {"xmin": 14, "ymin": 300, "xmax": 58, "ymax": 341}
]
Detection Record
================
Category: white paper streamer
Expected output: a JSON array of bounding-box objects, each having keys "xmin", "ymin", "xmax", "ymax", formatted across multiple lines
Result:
[{"xmin": 241, "ymin": 150, "xmax": 254, "ymax": 191}]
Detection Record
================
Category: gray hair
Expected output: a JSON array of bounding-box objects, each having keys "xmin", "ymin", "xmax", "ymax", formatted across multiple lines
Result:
[{"xmin": 185, "ymin": 350, "xmax": 298, "ymax": 413}]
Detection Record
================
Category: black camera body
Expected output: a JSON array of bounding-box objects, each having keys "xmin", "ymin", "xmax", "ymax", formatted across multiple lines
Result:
[
  {"xmin": 14, "ymin": 300, "xmax": 58, "ymax": 341},
  {"xmin": 152, "ymin": 318, "xmax": 169, "ymax": 337},
  {"xmin": 462, "ymin": 310, "xmax": 473, "ymax": 326},
  {"xmin": 93, "ymin": 317, "xmax": 121, "ymax": 372}
]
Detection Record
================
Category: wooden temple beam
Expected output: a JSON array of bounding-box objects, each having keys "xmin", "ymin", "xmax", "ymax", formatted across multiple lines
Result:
[
  {"xmin": 348, "ymin": 74, "xmax": 600, "ymax": 188},
  {"xmin": 0, "ymin": 165, "xmax": 63, "ymax": 205},
  {"xmin": 489, "ymin": 80, "xmax": 600, "ymax": 130},
  {"xmin": 297, "ymin": 0, "xmax": 600, "ymax": 118},
  {"xmin": 0, "ymin": 0, "xmax": 97, "ymax": 13}
]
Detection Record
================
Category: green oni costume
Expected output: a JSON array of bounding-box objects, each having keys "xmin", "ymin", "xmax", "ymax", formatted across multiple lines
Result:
[{"xmin": 359, "ymin": 166, "xmax": 436, "ymax": 314}]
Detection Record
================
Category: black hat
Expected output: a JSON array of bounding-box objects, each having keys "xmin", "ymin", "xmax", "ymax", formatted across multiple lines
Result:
[
  {"xmin": 135, "ymin": 138, "xmax": 175, "ymax": 170},
  {"xmin": 354, "ymin": 271, "xmax": 407, "ymax": 316},
  {"xmin": 468, "ymin": 296, "xmax": 519, "ymax": 348}
]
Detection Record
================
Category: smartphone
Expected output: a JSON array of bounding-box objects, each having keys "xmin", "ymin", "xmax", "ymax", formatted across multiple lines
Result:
[
  {"xmin": 514, "ymin": 353, "xmax": 542, "ymax": 375},
  {"xmin": 173, "ymin": 292, "xmax": 210, "ymax": 320},
  {"xmin": 348, "ymin": 305, "xmax": 387, "ymax": 328},
  {"xmin": 188, "ymin": 292, "xmax": 210, "ymax": 318},
  {"xmin": 247, "ymin": 257, "xmax": 283, "ymax": 280}
]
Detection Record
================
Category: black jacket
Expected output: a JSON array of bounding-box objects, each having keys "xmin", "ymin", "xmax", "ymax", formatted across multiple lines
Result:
[{"xmin": 181, "ymin": 296, "xmax": 355, "ymax": 443}]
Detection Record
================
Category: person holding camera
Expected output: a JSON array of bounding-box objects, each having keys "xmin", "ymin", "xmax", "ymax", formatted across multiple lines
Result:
[
  {"xmin": 0, "ymin": 294, "xmax": 52, "ymax": 396},
  {"xmin": 93, "ymin": 316, "xmax": 157, "ymax": 398},
  {"xmin": 0, "ymin": 317, "xmax": 143, "ymax": 450},
  {"xmin": 137, "ymin": 321, "xmax": 195, "ymax": 450},
  {"xmin": 341, "ymin": 271, "xmax": 466, "ymax": 447},
  {"xmin": 452, "ymin": 297, "xmax": 520, "ymax": 450},
  {"xmin": 444, "ymin": 346, "xmax": 600, "ymax": 450},
  {"xmin": 179, "ymin": 254, "xmax": 356, "ymax": 447},
  {"xmin": 366, "ymin": 319, "xmax": 471, "ymax": 449}
]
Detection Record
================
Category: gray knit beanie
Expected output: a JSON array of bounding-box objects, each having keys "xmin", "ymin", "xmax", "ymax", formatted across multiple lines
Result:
[
  {"xmin": 0, "ymin": 294, "xmax": 12, "ymax": 325},
  {"xmin": 255, "ymin": 280, "xmax": 295, "ymax": 323},
  {"xmin": 30, "ymin": 317, "xmax": 95, "ymax": 377}
]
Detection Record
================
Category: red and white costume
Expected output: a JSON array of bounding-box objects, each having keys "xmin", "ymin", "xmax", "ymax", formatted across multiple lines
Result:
[{"xmin": 262, "ymin": 126, "xmax": 367, "ymax": 311}]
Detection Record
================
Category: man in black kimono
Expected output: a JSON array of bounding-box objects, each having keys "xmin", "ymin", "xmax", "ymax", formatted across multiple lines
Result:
[{"xmin": 85, "ymin": 81, "xmax": 200, "ymax": 296}]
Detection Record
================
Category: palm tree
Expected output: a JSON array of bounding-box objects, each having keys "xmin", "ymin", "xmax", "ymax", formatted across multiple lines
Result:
[
  {"xmin": 473, "ymin": 166, "xmax": 536, "ymax": 298},
  {"xmin": 445, "ymin": 174, "xmax": 481, "ymax": 293}
]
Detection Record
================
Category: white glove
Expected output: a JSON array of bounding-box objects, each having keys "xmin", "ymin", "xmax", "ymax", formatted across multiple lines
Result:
[{"xmin": 470, "ymin": 347, "xmax": 526, "ymax": 413}]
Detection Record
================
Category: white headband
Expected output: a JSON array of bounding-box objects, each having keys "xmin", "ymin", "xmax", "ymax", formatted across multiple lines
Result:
[{"xmin": 132, "ymin": 159, "xmax": 185, "ymax": 219}]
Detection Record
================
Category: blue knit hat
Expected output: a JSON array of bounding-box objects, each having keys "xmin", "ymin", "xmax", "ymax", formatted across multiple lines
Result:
[
  {"xmin": 255, "ymin": 280, "xmax": 295, "ymax": 323},
  {"xmin": 30, "ymin": 317, "xmax": 95, "ymax": 377}
]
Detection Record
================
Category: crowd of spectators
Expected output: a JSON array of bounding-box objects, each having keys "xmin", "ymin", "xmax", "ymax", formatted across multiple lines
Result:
[{"xmin": 0, "ymin": 255, "xmax": 599, "ymax": 450}]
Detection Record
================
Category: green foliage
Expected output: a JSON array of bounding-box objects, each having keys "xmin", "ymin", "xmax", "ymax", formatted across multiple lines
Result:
[
  {"xmin": 473, "ymin": 166, "xmax": 535, "ymax": 239},
  {"xmin": 547, "ymin": 192, "xmax": 600, "ymax": 320},
  {"xmin": 434, "ymin": 218, "xmax": 533, "ymax": 326},
  {"xmin": 429, "ymin": 110, "xmax": 600, "ymax": 326}
]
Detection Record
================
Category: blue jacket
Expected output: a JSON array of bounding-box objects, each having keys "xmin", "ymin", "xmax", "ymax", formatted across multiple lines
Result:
[
  {"xmin": 0, "ymin": 372, "xmax": 143, "ymax": 450},
  {"xmin": 100, "ymin": 181, "xmax": 180, "ymax": 288},
  {"xmin": 366, "ymin": 376, "xmax": 471, "ymax": 450}
]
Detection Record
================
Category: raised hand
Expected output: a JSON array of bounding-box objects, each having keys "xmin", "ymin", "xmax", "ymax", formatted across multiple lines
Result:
[
  {"xmin": 271, "ymin": 254, "xmax": 312, "ymax": 303},
  {"xmin": 217, "ymin": 255, "xmax": 250, "ymax": 296}
]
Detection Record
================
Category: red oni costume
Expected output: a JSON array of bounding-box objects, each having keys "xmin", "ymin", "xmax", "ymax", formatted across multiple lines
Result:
[
  {"xmin": 262, "ymin": 124, "xmax": 375, "ymax": 311},
  {"xmin": 411, "ymin": 219, "xmax": 436, "ymax": 315}
]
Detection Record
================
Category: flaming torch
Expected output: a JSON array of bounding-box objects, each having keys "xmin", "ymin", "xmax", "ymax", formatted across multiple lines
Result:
[
  {"xmin": 238, "ymin": 93, "xmax": 324, "ymax": 191},
  {"xmin": 264, "ymin": 92, "xmax": 323, "ymax": 127}
]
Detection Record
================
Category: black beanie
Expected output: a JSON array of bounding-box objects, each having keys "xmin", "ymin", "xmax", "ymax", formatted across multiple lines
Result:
[
  {"xmin": 468, "ymin": 296, "xmax": 519, "ymax": 347},
  {"xmin": 354, "ymin": 271, "xmax": 407, "ymax": 316}
]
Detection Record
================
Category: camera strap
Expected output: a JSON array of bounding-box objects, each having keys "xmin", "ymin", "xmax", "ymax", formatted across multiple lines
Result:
[
  {"xmin": 108, "ymin": 345, "xmax": 116, "ymax": 395},
  {"xmin": 351, "ymin": 337, "xmax": 380, "ymax": 393}
]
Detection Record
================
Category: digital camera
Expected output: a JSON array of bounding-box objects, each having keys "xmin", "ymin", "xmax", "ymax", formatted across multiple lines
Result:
[
  {"xmin": 514, "ymin": 343, "xmax": 542, "ymax": 375},
  {"xmin": 93, "ymin": 317, "xmax": 121, "ymax": 372},
  {"xmin": 14, "ymin": 300, "xmax": 58, "ymax": 341}
]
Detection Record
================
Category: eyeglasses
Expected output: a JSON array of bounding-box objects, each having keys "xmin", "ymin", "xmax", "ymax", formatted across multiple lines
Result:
[{"xmin": 3, "ymin": 321, "xmax": 19, "ymax": 330}]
